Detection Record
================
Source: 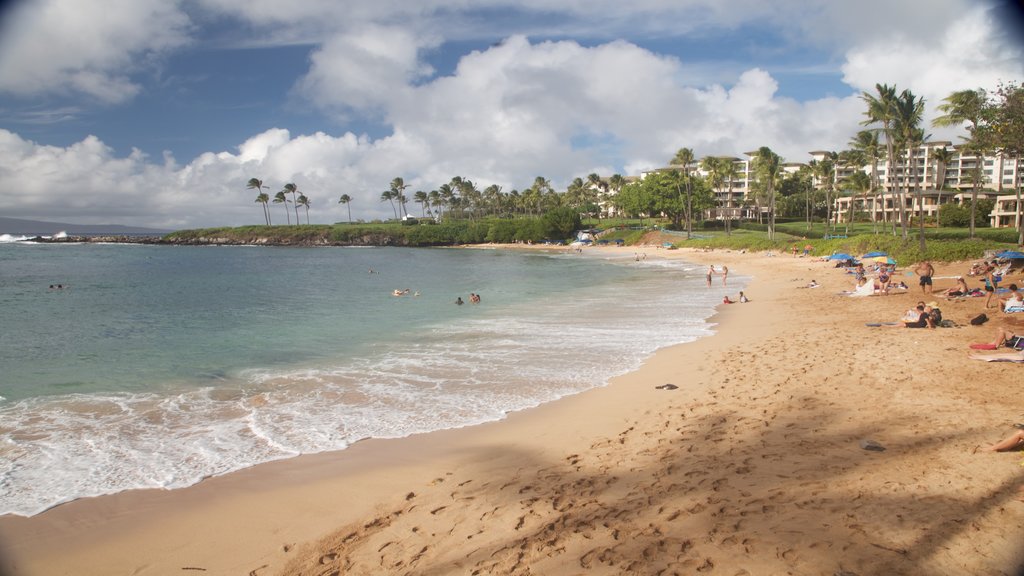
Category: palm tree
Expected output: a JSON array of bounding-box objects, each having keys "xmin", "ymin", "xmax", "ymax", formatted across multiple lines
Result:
[
  {"xmin": 890, "ymin": 88, "xmax": 926, "ymax": 249},
  {"xmin": 482, "ymin": 184, "xmax": 503, "ymax": 217},
  {"xmin": 273, "ymin": 190, "xmax": 291, "ymax": 225},
  {"xmin": 427, "ymin": 189, "xmax": 442, "ymax": 219},
  {"xmin": 254, "ymin": 192, "xmax": 271, "ymax": 225},
  {"xmin": 931, "ymin": 146, "xmax": 953, "ymax": 209},
  {"xmin": 282, "ymin": 183, "xmax": 300, "ymax": 226},
  {"xmin": 813, "ymin": 152, "xmax": 838, "ymax": 235},
  {"xmin": 862, "ymin": 83, "xmax": 906, "ymax": 237},
  {"xmin": 848, "ymin": 130, "xmax": 882, "ymax": 232},
  {"xmin": 701, "ymin": 157, "xmax": 724, "ymax": 227},
  {"xmin": 413, "ymin": 190, "xmax": 429, "ymax": 217},
  {"xmin": 988, "ymin": 82, "xmax": 1024, "ymax": 244},
  {"xmin": 671, "ymin": 148, "xmax": 695, "ymax": 238},
  {"xmin": 296, "ymin": 194, "xmax": 311, "ymax": 224},
  {"xmin": 438, "ymin": 184, "xmax": 455, "ymax": 219},
  {"xmin": 753, "ymin": 147, "xmax": 781, "ymax": 240},
  {"xmin": 380, "ymin": 189, "xmax": 398, "ymax": 220},
  {"xmin": 839, "ymin": 149, "xmax": 866, "ymax": 235},
  {"xmin": 933, "ymin": 88, "xmax": 989, "ymax": 238},
  {"xmin": 842, "ymin": 171, "xmax": 871, "ymax": 235},
  {"xmin": 532, "ymin": 176, "xmax": 551, "ymax": 215},
  {"xmin": 247, "ymin": 178, "xmax": 270, "ymax": 225},
  {"xmin": 338, "ymin": 194, "xmax": 352, "ymax": 223},
  {"xmin": 719, "ymin": 160, "xmax": 739, "ymax": 235}
]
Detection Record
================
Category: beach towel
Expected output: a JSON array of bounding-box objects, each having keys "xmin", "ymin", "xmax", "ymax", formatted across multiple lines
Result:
[{"xmin": 970, "ymin": 343, "xmax": 998, "ymax": 350}]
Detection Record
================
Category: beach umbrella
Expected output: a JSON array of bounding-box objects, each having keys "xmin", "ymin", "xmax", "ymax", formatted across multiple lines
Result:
[
  {"xmin": 869, "ymin": 256, "xmax": 897, "ymax": 264},
  {"xmin": 827, "ymin": 253, "xmax": 854, "ymax": 260},
  {"xmin": 863, "ymin": 251, "xmax": 888, "ymax": 258},
  {"xmin": 995, "ymin": 250, "xmax": 1024, "ymax": 259}
]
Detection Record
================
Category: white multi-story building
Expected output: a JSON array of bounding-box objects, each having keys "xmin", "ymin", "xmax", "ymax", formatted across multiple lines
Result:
[
  {"xmin": 825, "ymin": 142, "xmax": 1021, "ymax": 227},
  {"xmin": 610, "ymin": 143, "xmax": 1022, "ymax": 228}
]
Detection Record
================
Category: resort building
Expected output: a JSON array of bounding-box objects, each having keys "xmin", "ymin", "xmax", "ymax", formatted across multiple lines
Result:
[
  {"xmin": 602, "ymin": 143, "xmax": 1021, "ymax": 229},
  {"xmin": 822, "ymin": 142, "xmax": 1022, "ymax": 227}
]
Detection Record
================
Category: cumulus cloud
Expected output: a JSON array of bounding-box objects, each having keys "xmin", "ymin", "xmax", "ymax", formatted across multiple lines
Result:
[
  {"xmin": 0, "ymin": 0, "xmax": 191, "ymax": 103},
  {"xmin": 842, "ymin": 4, "xmax": 1024, "ymax": 128},
  {"xmin": 298, "ymin": 25, "xmax": 439, "ymax": 115}
]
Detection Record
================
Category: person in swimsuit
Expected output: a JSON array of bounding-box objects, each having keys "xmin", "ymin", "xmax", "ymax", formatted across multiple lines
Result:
[
  {"xmin": 982, "ymin": 263, "xmax": 999, "ymax": 308},
  {"xmin": 706, "ymin": 265, "xmax": 715, "ymax": 288},
  {"xmin": 915, "ymin": 261, "xmax": 935, "ymax": 295}
]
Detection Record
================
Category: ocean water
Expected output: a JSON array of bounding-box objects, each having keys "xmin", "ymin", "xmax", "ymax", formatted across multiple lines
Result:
[{"xmin": 0, "ymin": 242, "xmax": 740, "ymax": 517}]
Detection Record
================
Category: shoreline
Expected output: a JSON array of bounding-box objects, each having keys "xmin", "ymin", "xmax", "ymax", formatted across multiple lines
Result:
[{"xmin": 2, "ymin": 245, "xmax": 1023, "ymax": 575}]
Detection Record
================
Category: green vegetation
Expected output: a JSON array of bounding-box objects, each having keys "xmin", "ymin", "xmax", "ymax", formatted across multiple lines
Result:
[
  {"xmin": 660, "ymin": 223, "xmax": 1016, "ymax": 264},
  {"xmin": 165, "ymin": 216, "xmax": 585, "ymax": 247}
]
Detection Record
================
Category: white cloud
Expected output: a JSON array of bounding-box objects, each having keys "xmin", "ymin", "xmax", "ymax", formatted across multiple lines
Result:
[
  {"xmin": 0, "ymin": 0, "xmax": 191, "ymax": 103},
  {"xmin": 298, "ymin": 25, "xmax": 439, "ymax": 115},
  {"xmin": 842, "ymin": 4, "xmax": 1024, "ymax": 125}
]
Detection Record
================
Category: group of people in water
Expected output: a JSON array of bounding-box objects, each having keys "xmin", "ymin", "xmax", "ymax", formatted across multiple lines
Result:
[{"xmin": 454, "ymin": 293, "xmax": 481, "ymax": 305}]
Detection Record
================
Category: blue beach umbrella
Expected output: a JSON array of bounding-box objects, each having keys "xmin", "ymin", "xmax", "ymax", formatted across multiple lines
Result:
[
  {"xmin": 995, "ymin": 250, "xmax": 1024, "ymax": 259},
  {"xmin": 863, "ymin": 251, "xmax": 888, "ymax": 258},
  {"xmin": 827, "ymin": 253, "xmax": 855, "ymax": 261}
]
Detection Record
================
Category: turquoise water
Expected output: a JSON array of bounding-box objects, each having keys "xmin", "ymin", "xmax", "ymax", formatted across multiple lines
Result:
[{"xmin": 0, "ymin": 242, "xmax": 738, "ymax": 516}]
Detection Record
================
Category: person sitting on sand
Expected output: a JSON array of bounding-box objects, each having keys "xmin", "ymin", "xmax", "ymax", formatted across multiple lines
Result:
[
  {"xmin": 722, "ymin": 295, "xmax": 734, "ymax": 304},
  {"xmin": 850, "ymin": 276, "xmax": 876, "ymax": 297},
  {"xmin": 1000, "ymin": 284, "xmax": 1022, "ymax": 313},
  {"xmin": 739, "ymin": 291, "xmax": 749, "ymax": 303},
  {"xmin": 986, "ymin": 326, "xmax": 1024, "ymax": 349},
  {"xmin": 901, "ymin": 302, "xmax": 925, "ymax": 322},
  {"xmin": 943, "ymin": 277, "xmax": 970, "ymax": 298},
  {"xmin": 901, "ymin": 304, "xmax": 933, "ymax": 328}
]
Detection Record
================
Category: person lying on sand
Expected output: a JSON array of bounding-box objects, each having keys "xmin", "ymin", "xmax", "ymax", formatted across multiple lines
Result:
[{"xmin": 985, "ymin": 427, "xmax": 1024, "ymax": 452}]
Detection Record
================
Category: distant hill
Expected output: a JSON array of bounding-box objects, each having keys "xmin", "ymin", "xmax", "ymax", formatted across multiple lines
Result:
[{"xmin": 0, "ymin": 217, "xmax": 172, "ymax": 236}]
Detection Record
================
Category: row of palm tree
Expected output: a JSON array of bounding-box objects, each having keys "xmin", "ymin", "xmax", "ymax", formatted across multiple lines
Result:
[
  {"xmin": 248, "ymin": 178, "xmax": 311, "ymax": 225},
  {"xmin": 370, "ymin": 174, "xmax": 628, "ymax": 223}
]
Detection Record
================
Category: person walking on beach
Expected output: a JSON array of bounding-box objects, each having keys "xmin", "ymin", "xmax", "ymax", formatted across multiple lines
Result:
[
  {"xmin": 915, "ymin": 261, "xmax": 935, "ymax": 295},
  {"xmin": 707, "ymin": 265, "xmax": 715, "ymax": 288}
]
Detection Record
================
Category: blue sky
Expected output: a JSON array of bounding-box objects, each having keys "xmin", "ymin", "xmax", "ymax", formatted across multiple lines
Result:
[{"xmin": 0, "ymin": 0, "xmax": 1022, "ymax": 229}]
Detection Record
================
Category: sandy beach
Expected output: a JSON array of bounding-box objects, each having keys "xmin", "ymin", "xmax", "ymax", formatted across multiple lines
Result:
[{"xmin": 1, "ymin": 244, "xmax": 1023, "ymax": 576}]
